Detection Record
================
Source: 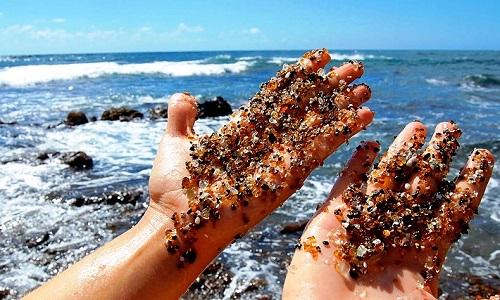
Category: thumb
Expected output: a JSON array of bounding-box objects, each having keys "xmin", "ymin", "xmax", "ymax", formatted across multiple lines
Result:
[{"xmin": 166, "ymin": 92, "xmax": 198, "ymax": 137}]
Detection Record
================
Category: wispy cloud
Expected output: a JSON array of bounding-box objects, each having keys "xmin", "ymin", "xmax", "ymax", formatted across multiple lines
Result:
[
  {"xmin": 241, "ymin": 27, "xmax": 261, "ymax": 35},
  {"xmin": 31, "ymin": 28, "xmax": 70, "ymax": 39},
  {"xmin": 0, "ymin": 24, "xmax": 122, "ymax": 41},
  {"xmin": 0, "ymin": 23, "xmax": 206, "ymax": 43},
  {"xmin": 170, "ymin": 23, "xmax": 204, "ymax": 37},
  {"xmin": 1, "ymin": 25, "xmax": 35, "ymax": 34},
  {"xmin": 52, "ymin": 18, "xmax": 66, "ymax": 23},
  {"xmin": 138, "ymin": 26, "xmax": 153, "ymax": 33}
]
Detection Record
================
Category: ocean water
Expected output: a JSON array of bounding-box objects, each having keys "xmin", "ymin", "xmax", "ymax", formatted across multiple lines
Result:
[{"xmin": 0, "ymin": 50, "xmax": 499, "ymax": 299}]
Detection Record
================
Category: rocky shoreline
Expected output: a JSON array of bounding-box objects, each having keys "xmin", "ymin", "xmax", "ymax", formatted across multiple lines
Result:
[{"xmin": 61, "ymin": 96, "xmax": 234, "ymax": 127}]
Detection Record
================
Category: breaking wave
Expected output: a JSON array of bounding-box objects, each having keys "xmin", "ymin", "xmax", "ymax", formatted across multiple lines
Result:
[
  {"xmin": 462, "ymin": 74, "xmax": 500, "ymax": 88},
  {"xmin": 0, "ymin": 60, "xmax": 251, "ymax": 87},
  {"xmin": 425, "ymin": 78, "xmax": 449, "ymax": 86}
]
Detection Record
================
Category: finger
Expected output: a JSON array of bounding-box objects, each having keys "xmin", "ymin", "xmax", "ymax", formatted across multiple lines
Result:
[
  {"xmin": 328, "ymin": 141, "xmax": 380, "ymax": 200},
  {"xmin": 451, "ymin": 149, "xmax": 494, "ymax": 221},
  {"xmin": 308, "ymin": 140, "xmax": 379, "ymax": 232},
  {"xmin": 436, "ymin": 149, "xmax": 495, "ymax": 252},
  {"xmin": 408, "ymin": 121, "xmax": 461, "ymax": 196},
  {"xmin": 299, "ymin": 48, "xmax": 331, "ymax": 73},
  {"xmin": 264, "ymin": 49, "xmax": 331, "ymax": 93},
  {"xmin": 367, "ymin": 121, "xmax": 427, "ymax": 193},
  {"xmin": 166, "ymin": 92, "xmax": 198, "ymax": 137},
  {"xmin": 325, "ymin": 61, "xmax": 365, "ymax": 91},
  {"xmin": 310, "ymin": 107, "xmax": 375, "ymax": 161},
  {"xmin": 334, "ymin": 84, "xmax": 371, "ymax": 109}
]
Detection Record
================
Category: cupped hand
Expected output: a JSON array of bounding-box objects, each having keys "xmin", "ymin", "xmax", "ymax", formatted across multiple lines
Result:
[{"xmin": 283, "ymin": 121, "xmax": 494, "ymax": 299}]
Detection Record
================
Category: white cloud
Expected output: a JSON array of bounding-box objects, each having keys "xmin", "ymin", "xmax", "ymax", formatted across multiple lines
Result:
[
  {"xmin": 170, "ymin": 23, "xmax": 204, "ymax": 36},
  {"xmin": 52, "ymin": 18, "xmax": 66, "ymax": 23},
  {"xmin": 31, "ymin": 28, "xmax": 70, "ymax": 39},
  {"xmin": 241, "ymin": 27, "xmax": 261, "ymax": 35},
  {"xmin": 79, "ymin": 28, "xmax": 125, "ymax": 40},
  {"xmin": 138, "ymin": 26, "xmax": 152, "ymax": 33},
  {"xmin": 0, "ymin": 24, "xmax": 35, "ymax": 34},
  {"xmin": 0, "ymin": 23, "xmax": 206, "ymax": 48},
  {"xmin": 0, "ymin": 24, "xmax": 125, "ymax": 41},
  {"xmin": 0, "ymin": 25, "xmax": 70, "ymax": 40},
  {"xmin": 249, "ymin": 27, "xmax": 260, "ymax": 34}
]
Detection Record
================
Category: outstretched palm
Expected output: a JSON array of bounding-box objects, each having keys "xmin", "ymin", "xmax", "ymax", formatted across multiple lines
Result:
[
  {"xmin": 147, "ymin": 49, "xmax": 373, "ymax": 268},
  {"xmin": 284, "ymin": 121, "xmax": 494, "ymax": 299}
]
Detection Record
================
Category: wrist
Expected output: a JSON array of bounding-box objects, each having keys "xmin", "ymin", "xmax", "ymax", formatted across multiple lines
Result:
[
  {"xmin": 136, "ymin": 204, "xmax": 225, "ymax": 297},
  {"xmin": 140, "ymin": 204, "xmax": 176, "ymax": 232}
]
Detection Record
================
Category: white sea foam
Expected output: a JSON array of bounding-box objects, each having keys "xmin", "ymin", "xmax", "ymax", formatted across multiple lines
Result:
[
  {"xmin": 330, "ymin": 53, "xmax": 370, "ymax": 61},
  {"xmin": 0, "ymin": 117, "xmax": 227, "ymax": 295},
  {"xmin": 223, "ymin": 241, "xmax": 282, "ymax": 299},
  {"xmin": 0, "ymin": 60, "xmax": 251, "ymax": 87},
  {"xmin": 277, "ymin": 176, "xmax": 333, "ymax": 220},
  {"xmin": 267, "ymin": 57, "xmax": 298, "ymax": 65},
  {"xmin": 0, "ymin": 56, "xmax": 18, "ymax": 63},
  {"xmin": 267, "ymin": 53, "xmax": 392, "ymax": 65},
  {"xmin": 238, "ymin": 56, "xmax": 263, "ymax": 61},
  {"xmin": 330, "ymin": 53, "xmax": 393, "ymax": 61},
  {"xmin": 485, "ymin": 177, "xmax": 499, "ymax": 222},
  {"xmin": 213, "ymin": 54, "xmax": 232, "ymax": 60},
  {"xmin": 136, "ymin": 95, "xmax": 170, "ymax": 104},
  {"xmin": 425, "ymin": 78, "xmax": 449, "ymax": 86}
]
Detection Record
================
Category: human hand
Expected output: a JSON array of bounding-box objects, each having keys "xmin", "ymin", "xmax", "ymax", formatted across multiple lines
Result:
[
  {"xmin": 283, "ymin": 121, "xmax": 494, "ymax": 299},
  {"xmin": 147, "ymin": 49, "xmax": 373, "ymax": 268},
  {"xmin": 33, "ymin": 53, "xmax": 382, "ymax": 300}
]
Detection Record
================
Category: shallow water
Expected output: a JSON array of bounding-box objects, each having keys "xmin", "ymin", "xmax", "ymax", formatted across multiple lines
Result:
[{"xmin": 0, "ymin": 50, "xmax": 499, "ymax": 299}]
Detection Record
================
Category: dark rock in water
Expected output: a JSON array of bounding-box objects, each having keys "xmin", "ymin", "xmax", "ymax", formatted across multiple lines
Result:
[
  {"xmin": 280, "ymin": 220, "xmax": 308, "ymax": 234},
  {"xmin": 4, "ymin": 151, "xmax": 66, "ymax": 165},
  {"xmin": 0, "ymin": 119, "xmax": 17, "ymax": 125},
  {"xmin": 185, "ymin": 260, "xmax": 268, "ymax": 299},
  {"xmin": 198, "ymin": 96, "xmax": 232, "ymax": 118},
  {"xmin": 244, "ymin": 278, "xmax": 267, "ymax": 293},
  {"xmin": 103, "ymin": 190, "xmax": 142, "ymax": 205},
  {"xmin": 1, "ymin": 157, "xmax": 26, "ymax": 165},
  {"xmin": 149, "ymin": 105, "xmax": 168, "ymax": 120},
  {"xmin": 184, "ymin": 261, "xmax": 233, "ymax": 300},
  {"xmin": 25, "ymin": 232, "xmax": 50, "ymax": 248},
  {"xmin": 37, "ymin": 151, "xmax": 61, "ymax": 161},
  {"xmin": 0, "ymin": 287, "xmax": 12, "ymax": 299},
  {"xmin": 441, "ymin": 272, "xmax": 500, "ymax": 299},
  {"xmin": 60, "ymin": 151, "xmax": 93, "ymax": 170},
  {"xmin": 65, "ymin": 111, "xmax": 88, "ymax": 126},
  {"xmin": 31, "ymin": 253, "xmax": 54, "ymax": 267},
  {"xmin": 228, "ymin": 276, "xmax": 268, "ymax": 299},
  {"xmin": 69, "ymin": 189, "xmax": 143, "ymax": 206},
  {"xmin": 101, "ymin": 106, "xmax": 144, "ymax": 121},
  {"xmin": 149, "ymin": 96, "xmax": 232, "ymax": 120},
  {"xmin": 230, "ymin": 277, "xmax": 268, "ymax": 298},
  {"xmin": 90, "ymin": 116, "xmax": 97, "ymax": 122},
  {"xmin": 465, "ymin": 274, "xmax": 500, "ymax": 299}
]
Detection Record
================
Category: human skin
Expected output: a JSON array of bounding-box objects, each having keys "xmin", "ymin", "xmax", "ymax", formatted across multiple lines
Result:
[
  {"xmin": 24, "ymin": 50, "xmax": 373, "ymax": 299},
  {"xmin": 283, "ymin": 122, "xmax": 494, "ymax": 300}
]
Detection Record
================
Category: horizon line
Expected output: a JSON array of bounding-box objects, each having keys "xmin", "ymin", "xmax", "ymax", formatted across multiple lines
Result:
[{"xmin": 1, "ymin": 48, "xmax": 499, "ymax": 57}]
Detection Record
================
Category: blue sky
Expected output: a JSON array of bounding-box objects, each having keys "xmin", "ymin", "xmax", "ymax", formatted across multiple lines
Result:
[{"xmin": 0, "ymin": 0, "xmax": 499, "ymax": 54}]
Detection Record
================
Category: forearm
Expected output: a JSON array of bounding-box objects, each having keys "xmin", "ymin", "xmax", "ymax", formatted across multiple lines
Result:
[{"xmin": 24, "ymin": 208, "xmax": 217, "ymax": 300}]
